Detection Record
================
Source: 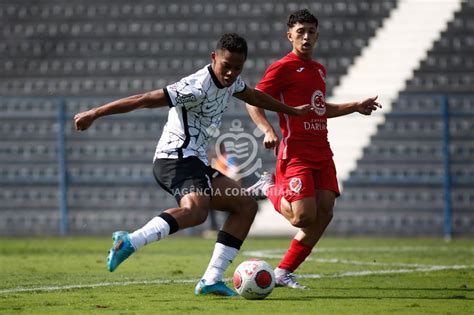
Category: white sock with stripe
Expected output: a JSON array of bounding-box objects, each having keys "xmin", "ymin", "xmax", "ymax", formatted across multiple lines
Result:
[
  {"xmin": 201, "ymin": 242, "xmax": 239, "ymax": 285},
  {"xmin": 129, "ymin": 216, "xmax": 170, "ymax": 250}
]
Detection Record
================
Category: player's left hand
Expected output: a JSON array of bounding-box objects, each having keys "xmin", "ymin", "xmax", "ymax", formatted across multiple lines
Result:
[{"xmin": 356, "ymin": 96, "xmax": 382, "ymax": 115}]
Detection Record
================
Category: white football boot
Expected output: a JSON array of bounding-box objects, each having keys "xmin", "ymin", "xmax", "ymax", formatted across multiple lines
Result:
[
  {"xmin": 246, "ymin": 172, "xmax": 275, "ymax": 200},
  {"xmin": 274, "ymin": 268, "xmax": 308, "ymax": 290}
]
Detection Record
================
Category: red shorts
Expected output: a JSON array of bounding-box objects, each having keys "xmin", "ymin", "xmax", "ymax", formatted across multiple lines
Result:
[{"xmin": 272, "ymin": 157, "xmax": 340, "ymax": 206}]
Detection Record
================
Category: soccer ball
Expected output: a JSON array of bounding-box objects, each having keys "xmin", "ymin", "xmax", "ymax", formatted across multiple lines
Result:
[{"xmin": 233, "ymin": 259, "xmax": 275, "ymax": 299}]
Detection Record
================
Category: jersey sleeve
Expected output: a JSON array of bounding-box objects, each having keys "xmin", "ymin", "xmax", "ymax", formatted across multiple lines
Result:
[
  {"xmin": 255, "ymin": 63, "xmax": 288, "ymax": 99},
  {"xmin": 164, "ymin": 78, "xmax": 204, "ymax": 108},
  {"xmin": 232, "ymin": 75, "xmax": 247, "ymax": 95}
]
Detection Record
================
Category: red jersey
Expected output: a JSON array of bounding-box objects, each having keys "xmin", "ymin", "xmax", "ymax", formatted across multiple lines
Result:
[{"xmin": 256, "ymin": 52, "xmax": 333, "ymax": 161}]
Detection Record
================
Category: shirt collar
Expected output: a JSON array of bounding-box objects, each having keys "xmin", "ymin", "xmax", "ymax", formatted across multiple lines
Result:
[
  {"xmin": 207, "ymin": 65, "xmax": 225, "ymax": 89},
  {"xmin": 288, "ymin": 51, "xmax": 313, "ymax": 63}
]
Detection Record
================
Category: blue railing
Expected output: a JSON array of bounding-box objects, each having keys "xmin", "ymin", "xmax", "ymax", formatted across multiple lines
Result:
[
  {"xmin": 57, "ymin": 98, "xmax": 68, "ymax": 235},
  {"xmin": 441, "ymin": 95, "xmax": 453, "ymax": 241}
]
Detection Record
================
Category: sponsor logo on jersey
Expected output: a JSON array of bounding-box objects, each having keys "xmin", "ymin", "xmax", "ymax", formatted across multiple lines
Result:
[
  {"xmin": 304, "ymin": 119, "xmax": 327, "ymax": 131},
  {"xmin": 289, "ymin": 177, "xmax": 303, "ymax": 193},
  {"xmin": 296, "ymin": 67, "xmax": 305, "ymax": 73},
  {"xmin": 311, "ymin": 90, "xmax": 326, "ymax": 116},
  {"xmin": 176, "ymin": 93, "xmax": 197, "ymax": 105}
]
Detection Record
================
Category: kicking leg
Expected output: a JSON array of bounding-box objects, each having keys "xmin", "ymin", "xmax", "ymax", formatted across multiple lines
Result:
[
  {"xmin": 108, "ymin": 193, "xmax": 210, "ymax": 272},
  {"xmin": 195, "ymin": 175, "xmax": 258, "ymax": 296}
]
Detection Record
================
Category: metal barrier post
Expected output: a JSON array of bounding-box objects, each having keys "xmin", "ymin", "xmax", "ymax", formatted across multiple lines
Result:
[
  {"xmin": 57, "ymin": 99, "xmax": 69, "ymax": 235},
  {"xmin": 441, "ymin": 95, "xmax": 452, "ymax": 241}
]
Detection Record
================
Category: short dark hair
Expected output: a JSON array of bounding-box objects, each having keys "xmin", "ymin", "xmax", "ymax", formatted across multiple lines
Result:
[
  {"xmin": 216, "ymin": 33, "xmax": 248, "ymax": 59},
  {"xmin": 287, "ymin": 9, "xmax": 319, "ymax": 28}
]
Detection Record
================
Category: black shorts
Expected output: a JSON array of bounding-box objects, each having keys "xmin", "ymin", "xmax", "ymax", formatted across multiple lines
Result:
[{"xmin": 153, "ymin": 156, "xmax": 224, "ymax": 204}]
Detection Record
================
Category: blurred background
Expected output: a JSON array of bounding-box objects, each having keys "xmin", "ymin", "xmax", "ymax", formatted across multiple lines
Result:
[{"xmin": 0, "ymin": 0, "xmax": 472, "ymax": 238}]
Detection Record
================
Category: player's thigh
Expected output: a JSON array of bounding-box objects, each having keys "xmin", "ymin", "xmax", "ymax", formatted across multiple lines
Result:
[
  {"xmin": 153, "ymin": 156, "xmax": 214, "ymax": 204},
  {"xmin": 279, "ymin": 165, "xmax": 316, "ymax": 217},
  {"xmin": 179, "ymin": 192, "xmax": 211, "ymax": 211},
  {"xmin": 278, "ymin": 160, "xmax": 316, "ymax": 208},
  {"xmin": 315, "ymin": 189, "xmax": 336, "ymax": 214},
  {"xmin": 290, "ymin": 196, "xmax": 317, "ymax": 218},
  {"xmin": 282, "ymin": 191, "xmax": 334, "ymax": 220},
  {"xmin": 312, "ymin": 159, "xmax": 339, "ymax": 214},
  {"xmin": 210, "ymin": 175, "xmax": 257, "ymax": 214},
  {"xmin": 313, "ymin": 159, "xmax": 340, "ymax": 199}
]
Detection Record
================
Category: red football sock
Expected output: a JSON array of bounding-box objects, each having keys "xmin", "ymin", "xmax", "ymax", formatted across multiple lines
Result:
[
  {"xmin": 266, "ymin": 185, "xmax": 282, "ymax": 213},
  {"xmin": 278, "ymin": 239, "xmax": 313, "ymax": 272}
]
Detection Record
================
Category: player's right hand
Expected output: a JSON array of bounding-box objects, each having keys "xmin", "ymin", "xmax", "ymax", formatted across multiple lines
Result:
[
  {"xmin": 293, "ymin": 104, "xmax": 312, "ymax": 116},
  {"xmin": 74, "ymin": 110, "xmax": 96, "ymax": 131},
  {"xmin": 263, "ymin": 129, "xmax": 280, "ymax": 156}
]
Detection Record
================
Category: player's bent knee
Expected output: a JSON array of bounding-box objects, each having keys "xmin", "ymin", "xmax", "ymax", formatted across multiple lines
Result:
[{"xmin": 290, "ymin": 213, "xmax": 316, "ymax": 228}]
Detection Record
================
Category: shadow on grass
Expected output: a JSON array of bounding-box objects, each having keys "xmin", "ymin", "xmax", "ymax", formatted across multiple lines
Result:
[
  {"xmin": 269, "ymin": 295, "xmax": 472, "ymax": 301},
  {"xmin": 321, "ymin": 287, "xmax": 474, "ymax": 292},
  {"xmin": 266, "ymin": 287, "xmax": 473, "ymax": 301}
]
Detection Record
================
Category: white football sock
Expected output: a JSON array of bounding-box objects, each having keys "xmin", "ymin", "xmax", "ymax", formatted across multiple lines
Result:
[
  {"xmin": 274, "ymin": 267, "xmax": 290, "ymax": 277},
  {"xmin": 201, "ymin": 243, "xmax": 239, "ymax": 285},
  {"xmin": 129, "ymin": 216, "xmax": 170, "ymax": 250}
]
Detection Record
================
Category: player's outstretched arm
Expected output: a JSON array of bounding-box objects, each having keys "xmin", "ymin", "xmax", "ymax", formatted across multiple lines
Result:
[
  {"xmin": 235, "ymin": 87, "xmax": 311, "ymax": 116},
  {"xmin": 74, "ymin": 89, "xmax": 169, "ymax": 131},
  {"xmin": 326, "ymin": 96, "xmax": 382, "ymax": 118}
]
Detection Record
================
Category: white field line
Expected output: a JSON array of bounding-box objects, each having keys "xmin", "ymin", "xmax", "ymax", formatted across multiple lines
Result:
[
  {"xmin": 2, "ymin": 263, "xmax": 472, "ymax": 295},
  {"xmin": 0, "ymin": 278, "xmax": 198, "ymax": 295},
  {"xmin": 244, "ymin": 249, "xmax": 474, "ymax": 280},
  {"xmin": 246, "ymin": 246, "xmax": 474, "ymax": 254},
  {"xmin": 300, "ymin": 264, "xmax": 473, "ymax": 279},
  {"xmin": 245, "ymin": 250, "xmax": 439, "ymax": 268},
  {"xmin": 315, "ymin": 246, "xmax": 474, "ymax": 253},
  {"xmin": 1, "ymin": 246, "xmax": 473, "ymax": 295}
]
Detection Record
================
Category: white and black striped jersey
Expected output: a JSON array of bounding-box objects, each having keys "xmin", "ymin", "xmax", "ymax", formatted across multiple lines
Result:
[{"xmin": 154, "ymin": 64, "xmax": 247, "ymax": 164}]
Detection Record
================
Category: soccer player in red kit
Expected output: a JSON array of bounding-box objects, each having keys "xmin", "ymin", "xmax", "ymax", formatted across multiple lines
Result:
[{"xmin": 246, "ymin": 9, "xmax": 381, "ymax": 289}]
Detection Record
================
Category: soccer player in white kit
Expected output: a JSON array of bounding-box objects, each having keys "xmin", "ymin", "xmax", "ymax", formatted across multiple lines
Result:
[{"xmin": 74, "ymin": 33, "xmax": 311, "ymax": 296}]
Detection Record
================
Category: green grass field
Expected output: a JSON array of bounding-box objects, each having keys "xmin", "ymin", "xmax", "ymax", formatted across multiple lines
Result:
[{"xmin": 1, "ymin": 237, "xmax": 473, "ymax": 314}]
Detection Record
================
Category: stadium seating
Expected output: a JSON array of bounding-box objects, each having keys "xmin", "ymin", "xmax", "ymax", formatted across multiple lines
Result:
[
  {"xmin": 0, "ymin": 0, "xmax": 396, "ymax": 96},
  {"xmin": 333, "ymin": 0, "xmax": 474, "ymax": 236}
]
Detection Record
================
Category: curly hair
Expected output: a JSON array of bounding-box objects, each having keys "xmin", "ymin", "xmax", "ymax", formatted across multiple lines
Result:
[
  {"xmin": 216, "ymin": 33, "xmax": 248, "ymax": 59},
  {"xmin": 287, "ymin": 9, "xmax": 319, "ymax": 28}
]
